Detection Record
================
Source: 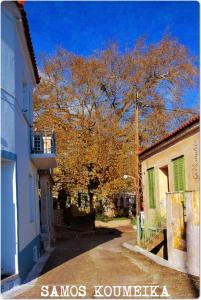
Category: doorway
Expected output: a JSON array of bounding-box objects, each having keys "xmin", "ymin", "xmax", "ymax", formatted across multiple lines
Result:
[
  {"xmin": 158, "ymin": 166, "xmax": 169, "ymax": 212},
  {"xmin": 1, "ymin": 160, "xmax": 18, "ymax": 278}
]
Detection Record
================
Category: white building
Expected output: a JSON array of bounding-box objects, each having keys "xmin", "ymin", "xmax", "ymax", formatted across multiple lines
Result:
[{"xmin": 1, "ymin": 2, "xmax": 56, "ymax": 291}]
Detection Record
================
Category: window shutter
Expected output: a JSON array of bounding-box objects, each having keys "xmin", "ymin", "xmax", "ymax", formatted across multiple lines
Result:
[
  {"xmin": 173, "ymin": 156, "xmax": 185, "ymax": 191},
  {"xmin": 178, "ymin": 156, "xmax": 185, "ymax": 191},
  {"xmin": 148, "ymin": 168, "xmax": 156, "ymax": 208},
  {"xmin": 173, "ymin": 159, "xmax": 179, "ymax": 191}
]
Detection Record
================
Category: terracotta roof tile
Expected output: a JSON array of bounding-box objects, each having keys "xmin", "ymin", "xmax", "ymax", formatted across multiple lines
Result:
[
  {"xmin": 15, "ymin": 2, "xmax": 40, "ymax": 84},
  {"xmin": 139, "ymin": 115, "xmax": 200, "ymax": 156},
  {"xmin": 17, "ymin": 0, "xmax": 25, "ymax": 5}
]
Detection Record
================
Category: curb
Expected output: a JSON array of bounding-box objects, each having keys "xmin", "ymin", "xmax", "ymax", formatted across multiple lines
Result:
[
  {"xmin": 122, "ymin": 242, "xmax": 172, "ymax": 268},
  {"xmin": 1, "ymin": 247, "xmax": 55, "ymax": 299},
  {"xmin": 123, "ymin": 242, "xmax": 201, "ymax": 276},
  {"xmin": 123, "ymin": 243, "xmax": 200, "ymax": 275},
  {"xmin": 122, "ymin": 242, "xmax": 194, "ymax": 274}
]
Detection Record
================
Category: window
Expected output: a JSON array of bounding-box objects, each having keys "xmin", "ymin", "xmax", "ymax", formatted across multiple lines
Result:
[
  {"xmin": 22, "ymin": 82, "xmax": 28, "ymax": 112},
  {"xmin": 147, "ymin": 168, "xmax": 156, "ymax": 208},
  {"xmin": 78, "ymin": 192, "xmax": 89, "ymax": 208},
  {"xmin": 33, "ymin": 134, "xmax": 43, "ymax": 153},
  {"xmin": 29, "ymin": 175, "xmax": 35, "ymax": 222},
  {"xmin": 172, "ymin": 156, "xmax": 185, "ymax": 191},
  {"xmin": 65, "ymin": 194, "xmax": 71, "ymax": 208},
  {"xmin": 43, "ymin": 136, "xmax": 52, "ymax": 153},
  {"xmin": 29, "ymin": 89, "xmax": 33, "ymax": 122}
]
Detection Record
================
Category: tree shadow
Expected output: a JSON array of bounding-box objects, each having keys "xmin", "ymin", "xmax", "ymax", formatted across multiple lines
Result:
[
  {"xmin": 40, "ymin": 226, "xmax": 122, "ymax": 278},
  {"xmin": 187, "ymin": 274, "xmax": 200, "ymax": 298}
]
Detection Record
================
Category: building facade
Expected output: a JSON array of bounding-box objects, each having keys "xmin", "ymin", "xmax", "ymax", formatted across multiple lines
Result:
[
  {"xmin": 139, "ymin": 116, "xmax": 199, "ymax": 276},
  {"xmin": 140, "ymin": 116, "xmax": 199, "ymax": 222},
  {"xmin": 1, "ymin": 2, "xmax": 56, "ymax": 291}
]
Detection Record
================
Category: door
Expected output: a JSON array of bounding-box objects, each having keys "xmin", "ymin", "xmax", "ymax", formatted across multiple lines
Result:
[{"xmin": 1, "ymin": 160, "xmax": 18, "ymax": 277}]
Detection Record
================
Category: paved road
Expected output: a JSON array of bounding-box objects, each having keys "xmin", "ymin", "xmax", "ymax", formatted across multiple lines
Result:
[{"xmin": 11, "ymin": 224, "xmax": 198, "ymax": 298}]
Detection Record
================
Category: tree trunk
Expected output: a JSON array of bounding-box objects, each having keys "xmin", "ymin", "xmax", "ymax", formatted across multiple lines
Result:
[
  {"xmin": 89, "ymin": 191, "xmax": 94, "ymax": 213},
  {"xmin": 88, "ymin": 190, "xmax": 95, "ymax": 230}
]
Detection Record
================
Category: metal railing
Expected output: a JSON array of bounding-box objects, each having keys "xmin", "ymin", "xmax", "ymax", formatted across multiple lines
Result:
[
  {"xmin": 140, "ymin": 211, "xmax": 166, "ymax": 245},
  {"xmin": 31, "ymin": 130, "xmax": 56, "ymax": 154}
]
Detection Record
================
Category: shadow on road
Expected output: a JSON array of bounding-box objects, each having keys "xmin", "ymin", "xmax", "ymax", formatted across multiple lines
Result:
[
  {"xmin": 188, "ymin": 274, "xmax": 200, "ymax": 298},
  {"xmin": 39, "ymin": 226, "xmax": 122, "ymax": 279}
]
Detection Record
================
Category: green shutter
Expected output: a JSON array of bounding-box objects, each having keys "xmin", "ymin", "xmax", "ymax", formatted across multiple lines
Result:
[
  {"xmin": 173, "ymin": 156, "xmax": 185, "ymax": 191},
  {"xmin": 148, "ymin": 168, "xmax": 156, "ymax": 208}
]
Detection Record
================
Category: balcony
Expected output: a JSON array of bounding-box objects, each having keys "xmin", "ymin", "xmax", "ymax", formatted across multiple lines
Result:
[{"xmin": 30, "ymin": 131, "xmax": 57, "ymax": 170}]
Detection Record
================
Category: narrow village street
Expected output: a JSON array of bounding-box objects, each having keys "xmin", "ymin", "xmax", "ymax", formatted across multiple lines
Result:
[
  {"xmin": 1, "ymin": 2, "xmax": 200, "ymax": 299},
  {"xmin": 10, "ymin": 223, "xmax": 198, "ymax": 299}
]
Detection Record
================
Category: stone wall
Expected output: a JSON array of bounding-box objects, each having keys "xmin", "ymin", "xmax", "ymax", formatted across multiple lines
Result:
[{"xmin": 166, "ymin": 191, "xmax": 199, "ymax": 276}]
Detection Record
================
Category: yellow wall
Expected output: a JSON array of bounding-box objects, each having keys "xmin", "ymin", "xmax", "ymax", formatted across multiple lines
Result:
[
  {"xmin": 166, "ymin": 191, "xmax": 199, "ymax": 276},
  {"xmin": 141, "ymin": 131, "xmax": 199, "ymax": 222}
]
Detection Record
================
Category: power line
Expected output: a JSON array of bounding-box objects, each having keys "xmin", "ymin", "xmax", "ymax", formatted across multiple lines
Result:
[
  {"xmin": 140, "ymin": 104, "xmax": 198, "ymax": 115},
  {"xmin": 53, "ymin": 100, "xmax": 198, "ymax": 115}
]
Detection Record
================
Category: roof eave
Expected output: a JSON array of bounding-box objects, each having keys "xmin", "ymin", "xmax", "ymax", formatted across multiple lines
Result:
[
  {"xmin": 15, "ymin": 1, "xmax": 40, "ymax": 84},
  {"xmin": 139, "ymin": 116, "xmax": 200, "ymax": 159}
]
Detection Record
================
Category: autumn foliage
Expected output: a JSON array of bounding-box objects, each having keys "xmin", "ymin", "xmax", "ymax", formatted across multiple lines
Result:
[{"xmin": 34, "ymin": 35, "xmax": 198, "ymax": 210}]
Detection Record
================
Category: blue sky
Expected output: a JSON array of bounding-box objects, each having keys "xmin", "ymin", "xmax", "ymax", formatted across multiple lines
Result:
[{"xmin": 25, "ymin": 1, "xmax": 199, "ymax": 107}]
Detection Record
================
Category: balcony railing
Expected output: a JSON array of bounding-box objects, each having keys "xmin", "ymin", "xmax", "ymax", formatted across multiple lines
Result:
[{"xmin": 31, "ymin": 130, "xmax": 56, "ymax": 154}]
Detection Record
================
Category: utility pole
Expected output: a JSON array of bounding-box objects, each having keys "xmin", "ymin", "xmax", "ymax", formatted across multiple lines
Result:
[{"xmin": 134, "ymin": 90, "xmax": 141, "ymax": 244}]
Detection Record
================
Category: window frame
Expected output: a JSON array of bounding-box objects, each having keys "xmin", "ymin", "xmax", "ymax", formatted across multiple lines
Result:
[
  {"xmin": 172, "ymin": 155, "xmax": 185, "ymax": 192},
  {"xmin": 29, "ymin": 174, "xmax": 36, "ymax": 223},
  {"xmin": 147, "ymin": 167, "xmax": 156, "ymax": 209}
]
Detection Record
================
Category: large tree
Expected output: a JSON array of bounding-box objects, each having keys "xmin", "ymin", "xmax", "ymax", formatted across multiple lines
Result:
[
  {"xmin": 94, "ymin": 36, "xmax": 198, "ymax": 145},
  {"xmin": 34, "ymin": 51, "xmax": 134, "ymax": 212},
  {"xmin": 34, "ymin": 35, "xmax": 198, "ymax": 210}
]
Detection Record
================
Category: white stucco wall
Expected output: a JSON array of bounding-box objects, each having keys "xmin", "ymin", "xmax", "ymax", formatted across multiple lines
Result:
[
  {"xmin": 1, "ymin": 7, "xmax": 16, "ymax": 154},
  {"xmin": 1, "ymin": 3, "xmax": 34, "ymax": 154},
  {"xmin": 15, "ymin": 115, "xmax": 40, "ymax": 251},
  {"xmin": 1, "ymin": 3, "xmax": 40, "ymax": 254}
]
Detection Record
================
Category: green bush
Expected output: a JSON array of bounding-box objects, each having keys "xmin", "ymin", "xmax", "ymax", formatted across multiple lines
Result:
[
  {"xmin": 95, "ymin": 214, "xmax": 129, "ymax": 222},
  {"xmin": 131, "ymin": 217, "xmax": 137, "ymax": 225}
]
